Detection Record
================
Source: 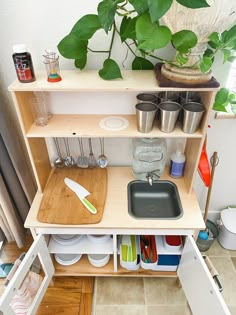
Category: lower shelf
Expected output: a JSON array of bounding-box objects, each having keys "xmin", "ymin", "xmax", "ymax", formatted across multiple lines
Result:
[{"xmin": 53, "ymin": 255, "xmax": 178, "ymax": 277}]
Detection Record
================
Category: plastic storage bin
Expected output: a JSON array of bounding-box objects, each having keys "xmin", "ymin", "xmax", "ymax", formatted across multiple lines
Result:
[
  {"xmin": 140, "ymin": 235, "xmax": 158, "ymax": 270},
  {"xmin": 120, "ymin": 235, "xmax": 140, "ymax": 271}
]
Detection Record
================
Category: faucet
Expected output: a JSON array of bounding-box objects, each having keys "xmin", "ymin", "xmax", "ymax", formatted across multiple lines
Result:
[{"xmin": 146, "ymin": 170, "xmax": 160, "ymax": 186}]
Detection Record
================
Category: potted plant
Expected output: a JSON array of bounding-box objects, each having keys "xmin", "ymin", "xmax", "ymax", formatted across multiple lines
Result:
[
  {"xmin": 57, "ymin": 0, "xmax": 236, "ymax": 84},
  {"xmin": 213, "ymin": 88, "xmax": 236, "ymax": 114}
]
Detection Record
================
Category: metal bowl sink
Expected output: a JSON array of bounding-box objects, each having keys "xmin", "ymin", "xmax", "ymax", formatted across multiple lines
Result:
[{"xmin": 127, "ymin": 180, "xmax": 183, "ymax": 219}]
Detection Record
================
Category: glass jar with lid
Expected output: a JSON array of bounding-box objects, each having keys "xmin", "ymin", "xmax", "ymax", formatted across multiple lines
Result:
[{"xmin": 132, "ymin": 138, "xmax": 167, "ymax": 181}]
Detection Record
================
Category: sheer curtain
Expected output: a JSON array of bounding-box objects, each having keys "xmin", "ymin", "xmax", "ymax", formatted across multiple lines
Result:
[{"xmin": 0, "ymin": 135, "xmax": 31, "ymax": 248}]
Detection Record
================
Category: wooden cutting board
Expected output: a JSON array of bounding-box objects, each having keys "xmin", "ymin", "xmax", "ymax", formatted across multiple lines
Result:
[{"xmin": 37, "ymin": 168, "xmax": 107, "ymax": 224}]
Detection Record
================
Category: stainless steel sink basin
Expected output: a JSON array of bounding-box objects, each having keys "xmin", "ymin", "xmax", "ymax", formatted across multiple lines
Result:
[{"xmin": 127, "ymin": 180, "xmax": 183, "ymax": 219}]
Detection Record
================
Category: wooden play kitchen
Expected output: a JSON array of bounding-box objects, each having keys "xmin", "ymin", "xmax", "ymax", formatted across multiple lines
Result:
[{"xmin": 1, "ymin": 70, "xmax": 231, "ymax": 315}]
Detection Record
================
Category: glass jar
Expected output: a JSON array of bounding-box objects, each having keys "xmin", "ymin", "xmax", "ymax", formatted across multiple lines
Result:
[{"xmin": 132, "ymin": 138, "xmax": 167, "ymax": 180}]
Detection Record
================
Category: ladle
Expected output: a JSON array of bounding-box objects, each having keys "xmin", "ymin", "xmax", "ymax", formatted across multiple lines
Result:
[
  {"xmin": 97, "ymin": 137, "xmax": 108, "ymax": 168},
  {"xmin": 53, "ymin": 137, "xmax": 64, "ymax": 168},
  {"xmin": 77, "ymin": 138, "xmax": 88, "ymax": 168},
  {"xmin": 63, "ymin": 138, "xmax": 75, "ymax": 167}
]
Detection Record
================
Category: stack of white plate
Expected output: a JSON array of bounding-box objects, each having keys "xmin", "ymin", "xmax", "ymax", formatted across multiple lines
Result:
[{"xmin": 52, "ymin": 234, "xmax": 84, "ymax": 246}]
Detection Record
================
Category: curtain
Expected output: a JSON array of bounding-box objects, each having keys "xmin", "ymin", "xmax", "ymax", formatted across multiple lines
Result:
[{"xmin": 0, "ymin": 135, "xmax": 30, "ymax": 248}]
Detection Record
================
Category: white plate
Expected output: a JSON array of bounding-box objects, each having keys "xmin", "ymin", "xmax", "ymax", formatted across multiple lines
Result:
[
  {"xmin": 54, "ymin": 253, "xmax": 82, "ymax": 266},
  {"xmin": 52, "ymin": 234, "xmax": 84, "ymax": 246},
  {"xmin": 99, "ymin": 116, "xmax": 129, "ymax": 131}
]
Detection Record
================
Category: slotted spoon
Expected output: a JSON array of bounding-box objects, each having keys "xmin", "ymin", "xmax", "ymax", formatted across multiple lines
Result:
[
  {"xmin": 77, "ymin": 138, "xmax": 88, "ymax": 168},
  {"xmin": 88, "ymin": 138, "xmax": 97, "ymax": 168}
]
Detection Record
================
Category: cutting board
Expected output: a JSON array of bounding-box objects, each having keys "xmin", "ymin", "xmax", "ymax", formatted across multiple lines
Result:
[{"xmin": 37, "ymin": 168, "xmax": 107, "ymax": 224}]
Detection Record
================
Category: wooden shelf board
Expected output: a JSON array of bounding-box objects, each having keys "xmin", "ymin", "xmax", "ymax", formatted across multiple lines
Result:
[
  {"xmin": 53, "ymin": 255, "xmax": 177, "ymax": 277},
  {"xmin": 26, "ymin": 114, "xmax": 203, "ymax": 138},
  {"xmin": 8, "ymin": 70, "xmax": 220, "ymax": 92}
]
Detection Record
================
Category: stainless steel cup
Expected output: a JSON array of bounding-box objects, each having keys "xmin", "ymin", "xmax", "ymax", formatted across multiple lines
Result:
[
  {"xmin": 158, "ymin": 91, "xmax": 180, "ymax": 104},
  {"xmin": 182, "ymin": 102, "xmax": 205, "ymax": 134},
  {"xmin": 136, "ymin": 93, "xmax": 158, "ymax": 104},
  {"xmin": 159, "ymin": 101, "xmax": 181, "ymax": 133},
  {"xmin": 135, "ymin": 102, "xmax": 158, "ymax": 133},
  {"xmin": 179, "ymin": 91, "xmax": 201, "ymax": 105}
]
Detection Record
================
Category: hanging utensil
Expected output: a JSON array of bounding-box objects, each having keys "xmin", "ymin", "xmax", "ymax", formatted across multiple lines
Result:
[
  {"xmin": 88, "ymin": 138, "xmax": 97, "ymax": 168},
  {"xmin": 97, "ymin": 138, "xmax": 108, "ymax": 168},
  {"xmin": 53, "ymin": 137, "xmax": 64, "ymax": 168},
  {"xmin": 63, "ymin": 138, "xmax": 75, "ymax": 167},
  {"xmin": 77, "ymin": 138, "xmax": 89, "ymax": 168}
]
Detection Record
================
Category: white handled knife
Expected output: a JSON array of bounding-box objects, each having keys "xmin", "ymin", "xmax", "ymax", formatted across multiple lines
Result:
[{"xmin": 64, "ymin": 178, "xmax": 97, "ymax": 214}]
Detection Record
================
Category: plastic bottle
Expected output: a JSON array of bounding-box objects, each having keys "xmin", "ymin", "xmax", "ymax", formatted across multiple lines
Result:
[
  {"xmin": 12, "ymin": 44, "xmax": 36, "ymax": 83},
  {"xmin": 170, "ymin": 150, "xmax": 186, "ymax": 178},
  {"xmin": 132, "ymin": 138, "xmax": 167, "ymax": 180}
]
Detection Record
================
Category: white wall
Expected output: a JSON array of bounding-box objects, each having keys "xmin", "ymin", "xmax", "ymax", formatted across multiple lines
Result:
[{"xmin": 0, "ymin": 1, "xmax": 235, "ymax": 213}]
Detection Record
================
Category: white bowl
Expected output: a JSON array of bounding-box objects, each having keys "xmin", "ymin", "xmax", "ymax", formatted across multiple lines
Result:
[
  {"xmin": 88, "ymin": 254, "xmax": 110, "ymax": 267},
  {"xmin": 87, "ymin": 234, "xmax": 111, "ymax": 244},
  {"xmin": 54, "ymin": 253, "xmax": 82, "ymax": 266},
  {"xmin": 52, "ymin": 234, "xmax": 84, "ymax": 246}
]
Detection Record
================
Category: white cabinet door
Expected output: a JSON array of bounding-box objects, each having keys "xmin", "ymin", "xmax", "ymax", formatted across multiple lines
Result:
[
  {"xmin": 178, "ymin": 236, "xmax": 230, "ymax": 315},
  {"xmin": 0, "ymin": 234, "xmax": 54, "ymax": 315}
]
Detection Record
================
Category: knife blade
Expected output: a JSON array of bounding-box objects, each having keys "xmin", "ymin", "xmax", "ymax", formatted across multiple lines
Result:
[{"xmin": 64, "ymin": 178, "xmax": 97, "ymax": 214}]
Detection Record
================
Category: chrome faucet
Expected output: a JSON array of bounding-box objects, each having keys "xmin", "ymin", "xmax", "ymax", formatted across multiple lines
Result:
[{"xmin": 146, "ymin": 170, "xmax": 160, "ymax": 186}]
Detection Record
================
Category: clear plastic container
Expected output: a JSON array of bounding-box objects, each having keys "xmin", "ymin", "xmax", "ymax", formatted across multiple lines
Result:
[{"xmin": 132, "ymin": 138, "xmax": 167, "ymax": 180}]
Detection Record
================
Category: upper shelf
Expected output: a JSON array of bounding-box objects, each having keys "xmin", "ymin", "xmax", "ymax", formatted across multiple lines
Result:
[
  {"xmin": 26, "ymin": 114, "xmax": 203, "ymax": 138},
  {"xmin": 8, "ymin": 70, "xmax": 220, "ymax": 92}
]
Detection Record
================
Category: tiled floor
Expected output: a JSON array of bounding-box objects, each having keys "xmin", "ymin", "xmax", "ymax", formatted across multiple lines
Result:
[{"xmin": 92, "ymin": 240, "xmax": 236, "ymax": 315}]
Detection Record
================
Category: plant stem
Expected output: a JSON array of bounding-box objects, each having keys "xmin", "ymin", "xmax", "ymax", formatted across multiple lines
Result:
[
  {"xmin": 108, "ymin": 22, "xmax": 116, "ymax": 59},
  {"xmin": 88, "ymin": 48, "xmax": 110, "ymax": 53}
]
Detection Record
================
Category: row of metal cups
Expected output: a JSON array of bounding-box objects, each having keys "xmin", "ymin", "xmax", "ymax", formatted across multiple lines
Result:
[{"xmin": 135, "ymin": 92, "xmax": 205, "ymax": 133}]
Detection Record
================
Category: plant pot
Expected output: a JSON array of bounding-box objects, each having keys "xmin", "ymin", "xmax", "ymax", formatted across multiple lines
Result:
[{"xmin": 161, "ymin": 0, "xmax": 236, "ymax": 84}]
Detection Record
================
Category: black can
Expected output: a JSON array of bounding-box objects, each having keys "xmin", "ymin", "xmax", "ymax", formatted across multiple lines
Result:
[{"xmin": 12, "ymin": 44, "xmax": 36, "ymax": 83}]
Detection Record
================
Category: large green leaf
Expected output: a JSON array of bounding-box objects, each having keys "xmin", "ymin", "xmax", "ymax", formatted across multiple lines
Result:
[
  {"xmin": 200, "ymin": 56, "xmax": 213, "ymax": 73},
  {"xmin": 213, "ymin": 103, "xmax": 228, "ymax": 112},
  {"xmin": 222, "ymin": 49, "xmax": 231, "ymax": 63},
  {"xmin": 120, "ymin": 16, "xmax": 137, "ymax": 42},
  {"xmin": 176, "ymin": 0, "xmax": 209, "ymax": 8},
  {"xmin": 99, "ymin": 59, "xmax": 123, "ymax": 80},
  {"xmin": 208, "ymin": 32, "xmax": 220, "ymax": 48},
  {"xmin": 136, "ymin": 13, "xmax": 171, "ymax": 50},
  {"xmin": 129, "ymin": 0, "xmax": 148, "ymax": 15},
  {"xmin": 132, "ymin": 57, "xmax": 154, "ymax": 70},
  {"xmin": 214, "ymin": 88, "xmax": 229, "ymax": 105},
  {"xmin": 57, "ymin": 34, "xmax": 88, "ymax": 59},
  {"xmin": 74, "ymin": 54, "xmax": 87, "ymax": 70},
  {"xmin": 97, "ymin": 0, "xmax": 117, "ymax": 33},
  {"xmin": 213, "ymin": 88, "xmax": 229, "ymax": 112},
  {"xmin": 148, "ymin": 0, "xmax": 173, "ymax": 22},
  {"xmin": 172, "ymin": 30, "xmax": 198, "ymax": 53},
  {"xmin": 222, "ymin": 25, "xmax": 236, "ymax": 46},
  {"xmin": 71, "ymin": 14, "xmax": 102, "ymax": 40}
]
